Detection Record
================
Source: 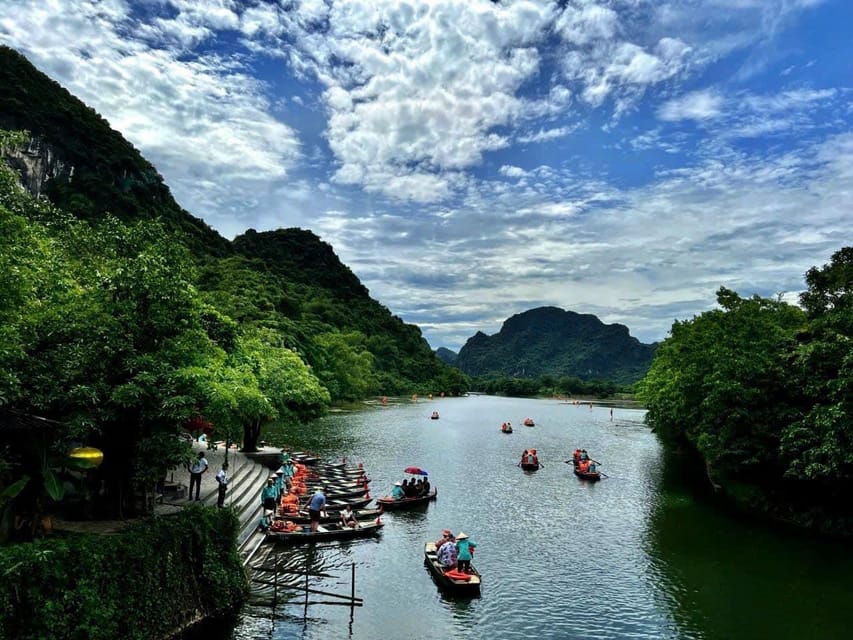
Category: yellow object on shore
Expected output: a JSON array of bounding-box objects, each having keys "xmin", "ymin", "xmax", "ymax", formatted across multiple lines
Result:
[{"xmin": 68, "ymin": 446, "xmax": 104, "ymax": 468}]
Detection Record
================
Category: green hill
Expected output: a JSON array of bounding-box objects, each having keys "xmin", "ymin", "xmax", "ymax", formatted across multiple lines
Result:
[
  {"xmin": 0, "ymin": 46, "xmax": 464, "ymax": 402},
  {"xmin": 455, "ymin": 306, "xmax": 657, "ymax": 384}
]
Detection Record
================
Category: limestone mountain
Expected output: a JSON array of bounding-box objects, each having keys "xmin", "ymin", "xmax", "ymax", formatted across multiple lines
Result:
[
  {"xmin": 0, "ymin": 46, "xmax": 231, "ymax": 258},
  {"xmin": 0, "ymin": 46, "xmax": 464, "ymax": 398},
  {"xmin": 455, "ymin": 307, "xmax": 657, "ymax": 384},
  {"xmin": 435, "ymin": 347, "xmax": 458, "ymax": 365}
]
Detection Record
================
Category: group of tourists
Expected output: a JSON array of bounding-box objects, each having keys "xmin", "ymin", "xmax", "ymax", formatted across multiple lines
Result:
[
  {"xmin": 571, "ymin": 448, "xmax": 597, "ymax": 473},
  {"xmin": 434, "ymin": 528, "xmax": 477, "ymax": 573},
  {"xmin": 390, "ymin": 476, "xmax": 431, "ymax": 500},
  {"xmin": 520, "ymin": 449, "xmax": 539, "ymax": 466}
]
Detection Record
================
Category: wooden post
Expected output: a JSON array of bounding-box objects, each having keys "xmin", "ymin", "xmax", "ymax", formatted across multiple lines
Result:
[
  {"xmin": 351, "ymin": 562, "xmax": 356, "ymax": 608},
  {"xmin": 304, "ymin": 553, "xmax": 310, "ymax": 618}
]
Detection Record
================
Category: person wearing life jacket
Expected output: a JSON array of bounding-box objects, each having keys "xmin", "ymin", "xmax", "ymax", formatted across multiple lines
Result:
[
  {"xmin": 525, "ymin": 450, "xmax": 536, "ymax": 465},
  {"xmin": 530, "ymin": 449, "xmax": 539, "ymax": 465},
  {"xmin": 578, "ymin": 460, "xmax": 590, "ymax": 473},
  {"xmin": 521, "ymin": 449, "xmax": 528, "ymax": 465},
  {"xmin": 573, "ymin": 449, "xmax": 582, "ymax": 465},
  {"xmin": 455, "ymin": 532, "xmax": 477, "ymax": 574}
]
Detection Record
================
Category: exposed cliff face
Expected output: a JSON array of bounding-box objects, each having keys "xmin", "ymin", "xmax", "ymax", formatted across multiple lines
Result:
[{"xmin": 2, "ymin": 137, "xmax": 72, "ymax": 197}]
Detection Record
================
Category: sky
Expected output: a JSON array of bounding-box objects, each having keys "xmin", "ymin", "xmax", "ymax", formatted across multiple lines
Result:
[{"xmin": 1, "ymin": 1, "xmax": 851, "ymax": 351}]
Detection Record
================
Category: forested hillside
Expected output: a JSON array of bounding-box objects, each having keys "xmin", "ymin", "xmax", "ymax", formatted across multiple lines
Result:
[
  {"xmin": 455, "ymin": 306, "xmax": 657, "ymax": 384},
  {"xmin": 0, "ymin": 48, "xmax": 466, "ymax": 524}
]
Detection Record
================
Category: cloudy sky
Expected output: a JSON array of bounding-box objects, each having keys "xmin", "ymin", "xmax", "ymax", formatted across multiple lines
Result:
[{"xmin": 1, "ymin": 1, "xmax": 851, "ymax": 350}]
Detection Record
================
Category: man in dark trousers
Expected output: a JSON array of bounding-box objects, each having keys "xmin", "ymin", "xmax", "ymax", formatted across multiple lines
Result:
[
  {"xmin": 188, "ymin": 451, "xmax": 209, "ymax": 501},
  {"xmin": 215, "ymin": 462, "xmax": 229, "ymax": 508}
]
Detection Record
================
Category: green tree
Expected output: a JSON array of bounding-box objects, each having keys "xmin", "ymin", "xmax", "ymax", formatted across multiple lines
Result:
[
  {"xmin": 781, "ymin": 247, "xmax": 853, "ymax": 483},
  {"xmin": 637, "ymin": 287, "xmax": 805, "ymax": 477}
]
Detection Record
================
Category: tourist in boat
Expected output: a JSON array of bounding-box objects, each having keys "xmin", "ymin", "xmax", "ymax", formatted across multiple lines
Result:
[
  {"xmin": 589, "ymin": 461, "xmax": 597, "ymax": 473},
  {"xmin": 525, "ymin": 450, "xmax": 537, "ymax": 466},
  {"xmin": 580, "ymin": 449, "xmax": 589, "ymax": 462},
  {"xmin": 421, "ymin": 477, "xmax": 431, "ymax": 496},
  {"xmin": 307, "ymin": 486, "xmax": 327, "ymax": 532},
  {"xmin": 521, "ymin": 449, "xmax": 528, "ymax": 465},
  {"xmin": 391, "ymin": 481, "xmax": 406, "ymax": 500},
  {"xmin": 573, "ymin": 449, "xmax": 582, "ymax": 465},
  {"xmin": 578, "ymin": 460, "xmax": 590, "ymax": 473},
  {"xmin": 455, "ymin": 532, "xmax": 477, "ymax": 573},
  {"xmin": 403, "ymin": 478, "xmax": 415, "ymax": 497},
  {"xmin": 435, "ymin": 528, "xmax": 454, "ymax": 550},
  {"xmin": 340, "ymin": 504, "xmax": 360, "ymax": 528},
  {"xmin": 414, "ymin": 478, "xmax": 424, "ymax": 495},
  {"xmin": 501, "ymin": 422, "xmax": 507, "ymax": 431},
  {"xmin": 438, "ymin": 535, "xmax": 458, "ymax": 569}
]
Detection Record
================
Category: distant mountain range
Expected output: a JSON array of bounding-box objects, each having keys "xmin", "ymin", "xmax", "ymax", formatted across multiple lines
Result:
[{"xmin": 445, "ymin": 307, "xmax": 657, "ymax": 384}]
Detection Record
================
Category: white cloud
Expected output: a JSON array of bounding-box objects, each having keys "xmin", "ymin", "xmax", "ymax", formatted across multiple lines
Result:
[
  {"xmin": 518, "ymin": 125, "xmax": 576, "ymax": 144},
  {"xmin": 658, "ymin": 89, "xmax": 724, "ymax": 121}
]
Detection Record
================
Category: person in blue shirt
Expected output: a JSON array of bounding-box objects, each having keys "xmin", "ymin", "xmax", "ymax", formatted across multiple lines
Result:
[
  {"xmin": 455, "ymin": 532, "xmax": 477, "ymax": 573},
  {"xmin": 307, "ymin": 487, "xmax": 327, "ymax": 532},
  {"xmin": 391, "ymin": 481, "xmax": 405, "ymax": 500},
  {"xmin": 260, "ymin": 477, "xmax": 277, "ymax": 512}
]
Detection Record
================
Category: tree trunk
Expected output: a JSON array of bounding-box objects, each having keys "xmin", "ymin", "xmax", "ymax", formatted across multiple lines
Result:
[{"xmin": 242, "ymin": 421, "xmax": 261, "ymax": 453}]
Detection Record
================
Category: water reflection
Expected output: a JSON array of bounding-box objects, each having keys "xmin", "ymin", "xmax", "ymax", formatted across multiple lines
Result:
[{"xmin": 191, "ymin": 397, "xmax": 853, "ymax": 640}]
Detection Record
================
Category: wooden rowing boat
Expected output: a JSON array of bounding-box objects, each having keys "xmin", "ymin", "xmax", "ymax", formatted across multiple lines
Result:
[
  {"xmin": 275, "ymin": 508, "xmax": 383, "ymax": 525},
  {"xmin": 375, "ymin": 488, "xmax": 437, "ymax": 510},
  {"xmin": 266, "ymin": 520, "xmax": 383, "ymax": 544},
  {"xmin": 323, "ymin": 496, "xmax": 372, "ymax": 511},
  {"xmin": 423, "ymin": 542, "xmax": 481, "ymax": 595},
  {"xmin": 573, "ymin": 468, "xmax": 601, "ymax": 481},
  {"xmin": 520, "ymin": 462, "xmax": 540, "ymax": 471}
]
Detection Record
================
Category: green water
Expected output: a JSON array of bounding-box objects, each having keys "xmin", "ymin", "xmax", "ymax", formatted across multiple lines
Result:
[{"xmin": 209, "ymin": 396, "xmax": 853, "ymax": 640}]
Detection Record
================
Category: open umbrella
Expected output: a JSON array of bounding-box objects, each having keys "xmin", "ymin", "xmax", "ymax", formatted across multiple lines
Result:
[{"xmin": 403, "ymin": 466, "xmax": 428, "ymax": 475}]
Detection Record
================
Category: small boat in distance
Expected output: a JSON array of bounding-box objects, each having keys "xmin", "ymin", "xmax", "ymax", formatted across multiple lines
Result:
[
  {"xmin": 501, "ymin": 422, "xmax": 513, "ymax": 433},
  {"xmin": 430, "ymin": 411, "xmax": 440, "ymax": 420},
  {"xmin": 523, "ymin": 417, "xmax": 535, "ymax": 426}
]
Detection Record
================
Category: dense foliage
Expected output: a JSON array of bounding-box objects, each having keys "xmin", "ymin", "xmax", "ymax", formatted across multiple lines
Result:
[
  {"xmin": 0, "ymin": 48, "xmax": 467, "ymax": 525},
  {"xmin": 0, "ymin": 507, "xmax": 246, "ymax": 640},
  {"xmin": 638, "ymin": 253, "xmax": 853, "ymax": 534},
  {"xmin": 455, "ymin": 307, "xmax": 657, "ymax": 384},
  {"xmin": 472, "ymin": 374, "xmax": 623, "ymax": 398}
]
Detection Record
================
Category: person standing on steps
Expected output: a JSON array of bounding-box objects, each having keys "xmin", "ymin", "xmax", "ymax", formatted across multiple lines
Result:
[
  {"xmin": 215, "ymin": 462, "xmax": 229, "ymax": 508},
  {"xmin": 188, "ymin": 451, "xmax": 209, "ymax": 501}
]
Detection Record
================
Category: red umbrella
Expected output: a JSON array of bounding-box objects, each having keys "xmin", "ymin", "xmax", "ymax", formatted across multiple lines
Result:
[{"xmin": 403, "ymin": 466, "xmax": 428, "ymax": 475}]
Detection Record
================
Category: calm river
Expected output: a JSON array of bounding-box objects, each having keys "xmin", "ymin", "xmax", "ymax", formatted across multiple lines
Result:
[{"xmin": 206, "ymin": 395, "xmax": 853, "ymax": 640}]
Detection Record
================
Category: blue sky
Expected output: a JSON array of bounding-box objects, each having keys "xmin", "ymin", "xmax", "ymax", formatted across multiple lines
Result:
[{"xmin": 1, "ymin": 1, "xmax": 851, "ymax": 350}]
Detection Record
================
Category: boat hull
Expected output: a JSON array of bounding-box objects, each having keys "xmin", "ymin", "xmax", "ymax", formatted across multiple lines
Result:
[
  {"xmin": 520, "ymin": 463, "xmax": 540, "ymax": 471},
  {"xmin": 375, "ymin": 489, "xmax": 437, "ymax": 510},
  {"xmin": 276, "ymin": 508, "xmax": 383, "ymax": 525},
  {"xmin": 267, "ymin": 521, "xmax": 383, "ymax": 544},
  {"xmin": 573, "ymin": 468, "xmax": 601, "ymax": 481}
]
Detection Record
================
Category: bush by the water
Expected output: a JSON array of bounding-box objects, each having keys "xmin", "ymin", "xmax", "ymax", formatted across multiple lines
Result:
[{"xmin": 0, "ymin": 507, "xmax": 247, "ymax": 640}]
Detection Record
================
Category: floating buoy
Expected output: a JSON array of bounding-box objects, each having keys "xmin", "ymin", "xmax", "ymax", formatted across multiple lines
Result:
[{"xmin": 68, "ymin": 447, "xmax": 104, "ymax": 468}]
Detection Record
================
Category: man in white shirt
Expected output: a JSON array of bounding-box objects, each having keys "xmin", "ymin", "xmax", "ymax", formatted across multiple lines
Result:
[
  {"xmin": 189, "ymin": 451, "xmax": 209, "ymax": 501},
  {"xmin": 215, "ymin": 462, "xmax": 228, "ymax": 508}
]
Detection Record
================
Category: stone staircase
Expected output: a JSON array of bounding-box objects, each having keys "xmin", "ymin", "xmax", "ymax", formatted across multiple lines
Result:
[{"xmin": 194, "ymin": 450, "xmax": 273, "ymax": 557}]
